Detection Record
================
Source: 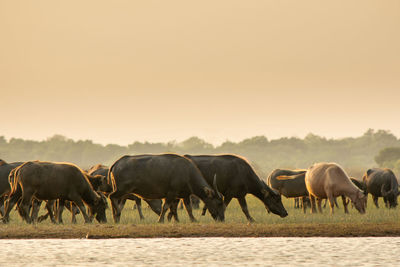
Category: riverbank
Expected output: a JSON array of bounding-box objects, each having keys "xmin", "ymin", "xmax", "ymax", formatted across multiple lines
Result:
[{"xmin": 1, "ymin": 222, "xmax": 400, "ymax": 239}]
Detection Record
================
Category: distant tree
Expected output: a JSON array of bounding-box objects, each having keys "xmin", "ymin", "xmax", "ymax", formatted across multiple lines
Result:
[
  {"xmin": 177, "ymin": 137, "xmax": 214, "ymax": 153},
  {"xmin": 1, "ymin": 129, "xmax": 399, "ymax": 177},
  {"xmin": 375, "ymin": 147, "xmax": 400, "ymax": 167}
]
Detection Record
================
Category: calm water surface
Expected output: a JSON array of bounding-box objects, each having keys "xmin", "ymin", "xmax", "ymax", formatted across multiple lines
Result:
[{"xmin": 0, "ymin": 237, "xmax": 398, "ymax": 266}]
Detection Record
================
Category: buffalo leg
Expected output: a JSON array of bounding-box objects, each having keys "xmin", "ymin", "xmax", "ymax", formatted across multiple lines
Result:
[
  {"xmin": 158, "ymin": 198, "xmax": 174, "ymax": 223},
  {"xmin": 38, "ymin": 200, "xmax": 56, "ymax": 223},
  {"xmin": 0, "ymin": 196, "xmax": 4, "ymax": 217},
  {"xmin": 310, "ymin": 195, "xmax": 317, "ymax": 213},
  {"xmin": 70, "ymin": 202, "xmax": 78, "ymax": 224},
  {"xmin": 342, "ymin": 196, "xmax": 349, "ymax": 214},
  {"xmin": 327, "ymin": 195, "xmax": 335, "ymax": 214},
  {"xmin": 167, "ymin": 199, "xmax": 180, "ymax": 222},
  {"xmin": 19, "ymin": 193, "xmax": 33, "ymax": 224},
  {"xmin": 384, "ymin": 197, "xmax": 389, "ymax": 208},
  {"xmin": 73, "ymin": 198, "xmax": 91, "ymax": 223},
  {"xmin": 301, "ymin": 196, "xmax": 307, "ymax": 214},
  {"xmin": 109, "ymin": 191, "xmax": 128, "ymax": 223},
  {"xmin": 317, "ymin": 199, "xmax": 323, "ymax": 213},
  {"xmin": 30, "ymin": 199, "xmax": 42, "ymax": 223},
  {"xmin": 201, "ymin": 204, "xmax": 207, "ymax": 216},
  {"xmin": 134, "ymin": 198, "xmax": 144, "ymax": 220},
  {"xmin": 323, "ymin": 199, "xmax": 327, "ymax": 208},
  {"xmin": 373, "ymin": 196, "xmax": 379, "ymax": 208},
  {"xmin": 237, "ymin": 197, "xmax": 255, "ymax": 222},
  {"xmin": 183, "ymin": 197, "xmax": 197, "ymax": 222},
  {"xmin": 56, "ymin": 199, "xmax": 65, "ymax": 224},
  {"xmin": 2, "ymin": 188, "xmax": 22, "ymax": 223}
]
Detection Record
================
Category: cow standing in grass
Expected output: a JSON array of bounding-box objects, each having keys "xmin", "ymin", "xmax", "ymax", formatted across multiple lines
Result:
[
  {"xmin": 4, "ymin": 161, "xmax": 107, "ymax": 224},
  {"xmin": 0, "ymin": 160, "xmax": 23, "ymax": 216},
  {"xmin": 305, "ymin": 162, "xmax": 367, "ymax": 214},
  {"xmin": 363, "ymin": 168, "xmax": 399, "ymax": 208},
  {"xmin": 108, "ymin": 154, "xmax": 225, "ymax": 223},
  {"xmin": 267, "ymin": 169, "xmax": 309, "ymax": 213},
  {"xmin": 184, "ymin": 154, "xmax": 288, "ymax": 222},
  {"xmin": 88, "ymin": 164, "xmax": 162, "ymax": 219}
]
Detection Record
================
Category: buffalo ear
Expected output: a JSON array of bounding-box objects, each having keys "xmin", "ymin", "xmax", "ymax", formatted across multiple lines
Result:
[
  {"xmin": 358, "ymin": 191, "xmax": 366, "ymax": 199},
  {"xmin": 204, "ymin": 187, "xmax": 214, "ymax": 198},
  {"xmin": 261, "ymin": 188, "xmax": 269, "ymax": 198},
  {"xmin": 366, "ymin": 169, "xmax": 373, "ymax": 176}
]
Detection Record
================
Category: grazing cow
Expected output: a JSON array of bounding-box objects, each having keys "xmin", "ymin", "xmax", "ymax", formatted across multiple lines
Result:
[
  {"xmin": 305, "ymin": 162, "xmax": 367, "ymax": 214},
  {"xmin": 322, "ymin": 178, "xmax": 366, "ymax": 212},
  {"xmin": 4, "ymin": 161, "xmax": 107, "ymax": 224},
  {"xmin": 108, "ymin": 154, "xmax": 225, "ymax": 223},
  {"xmin": 0, "ymin": 160, "xmax": 23, "ymax": 216},
  {"xmin": 267, "ymin": 169, "xmax": 309, "ymax": 213},
  {"xmin": 87, "ymin": 164, "xmax": 162, "ymax": 219},
  {"xmin": 184, "ymin": 154, "xmax": 288, "ymax": 222},
  {"xmin": 363, "ymin": 168, "xmax": 399, "ymax": 208}
]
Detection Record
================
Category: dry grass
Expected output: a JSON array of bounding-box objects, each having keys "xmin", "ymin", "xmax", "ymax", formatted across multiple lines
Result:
[{"xmin": 1, "ymin": 195, "xmax": 400, "ymax": 239}]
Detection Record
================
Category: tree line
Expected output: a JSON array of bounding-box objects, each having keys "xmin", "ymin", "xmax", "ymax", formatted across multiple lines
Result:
[{"xmin": 1, "ymin": 128, "xmax": 400, "ymax": 179}]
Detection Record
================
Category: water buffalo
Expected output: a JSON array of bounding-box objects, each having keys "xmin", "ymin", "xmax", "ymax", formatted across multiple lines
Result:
[
  {"xmin": 0, "ymin": 160, "xmax": 23, "ymax": 216},
  {"xmin": 88, "ymin": 164, "xmax": 162, "ymax": 219},
  {"xmin": 322, "ymin": 177, "xmax": 366, "ymax": 212},
  {"xmin": 184, "ymin": 154, "xmax": 288, "ymax": 222},
  {"xmin": 267, "ymin": 169, "xmax": 309, "ymax": 213},
  {"xmin": 5, "ymin": 161, "xmax": 108, "ymax": 224},
  {"xmin": 108, "ymin": 154, "xmax": 225, "ymax": 223},
  {"xmin": 305, "ymin": 162, "xmax": 367, "ymax": 214},
  {"xmin": 363, "ymin": 168, "xmax": 399, "ymax": 208}
]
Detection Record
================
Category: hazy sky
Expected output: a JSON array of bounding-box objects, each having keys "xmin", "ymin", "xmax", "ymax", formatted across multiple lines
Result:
[{"xmin": 1, "ymin": 1, "xmax": 399, "ymax": 145}]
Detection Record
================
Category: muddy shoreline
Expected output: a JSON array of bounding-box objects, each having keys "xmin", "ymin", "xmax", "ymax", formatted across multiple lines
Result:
[{"xmin": 1, "ymin": 223, "xmax": 399, "ymax": 239}]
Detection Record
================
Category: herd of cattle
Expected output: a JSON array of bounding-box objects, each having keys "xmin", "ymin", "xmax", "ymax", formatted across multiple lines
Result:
[{"xmin": 0, "ymin": 153, "xmax": 398, "ymax": 224}]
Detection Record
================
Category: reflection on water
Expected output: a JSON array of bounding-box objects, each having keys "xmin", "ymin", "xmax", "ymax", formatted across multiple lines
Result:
[{"xmin": 0, "ymin": 237, "xmax": 399, "ymax": 266}]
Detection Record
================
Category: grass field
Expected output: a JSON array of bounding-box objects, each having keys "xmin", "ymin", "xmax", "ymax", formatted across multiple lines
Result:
[{"xmin": 1, "ymin": 195, "xmax": 400, "ymax": 238}]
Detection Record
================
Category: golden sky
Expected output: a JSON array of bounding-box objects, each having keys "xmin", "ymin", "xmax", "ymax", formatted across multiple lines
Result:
[{"xmin": 1, "ymin": 1, "xmax": 399, "ymax": 145}]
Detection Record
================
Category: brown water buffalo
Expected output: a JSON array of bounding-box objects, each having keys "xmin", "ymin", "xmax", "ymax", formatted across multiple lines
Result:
[
  {"xmin": 184, "ymin": 154, "xmax": 288, "ymax": 222},
  {"xmin": 87, "ymin": 164, "xmax": 162, "ymax": 219},
  {"xmin": 0, "ymin": 160, "xmax": 23, "ymax": 216},
  {"xmin": 5, "ymin": 161, "xmax": 107, "ymax": 224},
  {"xmin": 305, "ymin": 162, "xmax": 367, "ymax": 214},
  {"xmin": 363, "ymin": 168, "xmax": 399, "ymax": 208},
  {"xmin": 108, "ymin": 154, "xmax": 225, "ymax": 223},
  {"xmin": 267, "ymin": 169, "xmax": 309, "ymax": 213},
  {"xmin": 322, "ymin": 177, "xmax": 366, "ymax": 212}
]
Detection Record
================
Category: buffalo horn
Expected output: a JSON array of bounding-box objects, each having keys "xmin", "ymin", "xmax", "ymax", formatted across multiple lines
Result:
[
  {"xmin": 381, "ymin": 184, "xmax": 392, "ymax": 197},
  {"xmin": 213, "ymin": 174, "xmax": 223, "ymax": 199}
]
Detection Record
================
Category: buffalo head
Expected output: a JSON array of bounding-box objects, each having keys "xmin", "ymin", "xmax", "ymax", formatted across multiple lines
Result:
[
  {"xmin": 203, "ymin": 175, "xmax": 225, "ymax": 221},
  {"xmin": 89, "ymin": 192, "xmax": 108, "ymax": 223},
  {"xmin": 352, "ymin": 190, "xmax": 367, "ymax": 214},
  {"xmin": 261, "ymin": 183, "xmax": 288, "ymax": 218}
]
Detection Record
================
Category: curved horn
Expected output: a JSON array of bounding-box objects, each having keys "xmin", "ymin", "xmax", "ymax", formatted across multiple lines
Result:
[
  {"xmin": 381, "ymin": 184, "xmax": 391, "ymax": 197},
  {"xmin": 213, "ymin": 174, "xmax": 223, "ymax": 199}
]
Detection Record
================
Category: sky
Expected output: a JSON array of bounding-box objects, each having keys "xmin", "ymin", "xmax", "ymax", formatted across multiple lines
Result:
[{"xmin": 0, "ymin": 1, "xmax": 399, "ymax": 145}]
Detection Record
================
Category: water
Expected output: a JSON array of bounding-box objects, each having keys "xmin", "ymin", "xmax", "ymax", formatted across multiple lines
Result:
[{"xmin": 0, "ymin": 237, "xmax": 399, "ymax": 266}]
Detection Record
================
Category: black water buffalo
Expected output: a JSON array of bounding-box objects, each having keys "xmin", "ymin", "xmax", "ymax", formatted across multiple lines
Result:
[
  {"xmin": 184, "ymin": 154, "xmax": 288, "ymax": 222},
  {"xmin": 267, "ymin": 169, "xmax": 309, "ymax": 213},
  {"xmin": 363, "ymin": 168, "xmax": 399, "ymax": 208},
  {"xmin": 108, "ymin": 154, "xmax": 225, "ymax": 223},
  {"xmin": 87, "ymin": 164, "xmax": 162, "ymax": 219},
  {"xmin": 0, "ymin": 160, "xmax": 23, "ymax": 216},
  {"xmin": 4, "ymin": 161, "xmax": 108, "ymax": 224}
]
